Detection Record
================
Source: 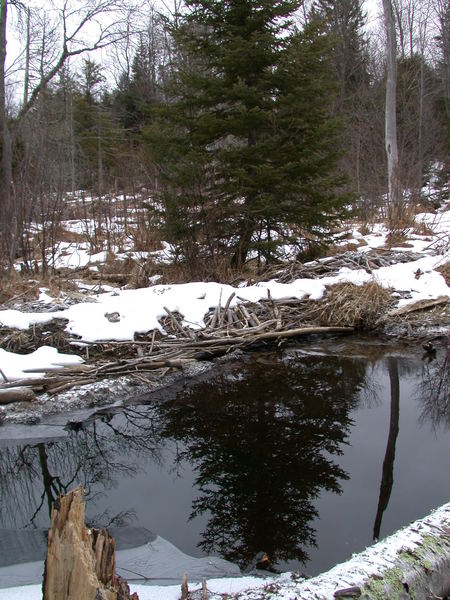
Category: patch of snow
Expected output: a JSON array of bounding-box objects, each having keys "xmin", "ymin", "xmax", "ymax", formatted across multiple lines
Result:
[
  {"xmin": 149, "ymin": 242, "xmax": 176, "ymax": 265},
  {"xmin": 0, "ymin": 347, "xmax": 84, "ymax": 381},
  {"xmin": 357, "ymin": 223, "xmax": 388, "ymax": 251},
  {"xmin": 0, "ymin": 310, "xmax": 54, "ymax": 330},
  {"xmin": 0, "ymin": 534, "xmax": 241, "ymax": 589},
  {"xmin": 375, "ymin": 255, "xmax": 450, "ymax": 305},
  {"xmin": 37, "ymin": 289, "xmax": 54, "ymax": 305}
]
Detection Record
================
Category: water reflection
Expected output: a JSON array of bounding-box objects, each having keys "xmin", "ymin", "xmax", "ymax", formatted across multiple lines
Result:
[
  {"xmin": 0, "ymin": 407, "xmax": 163, "ymax": 529},
  {"xmin": 158, "ymin": 354, "xmax": 367, "ymax": 569},
  {"xmin": 0, "ymin": 344, "xmax": 449, "ymax": 574},
  {"xmin": 418, "ymin": 348, "xmax": 450, "ymax": 429},
  {"xmin": 373, "ymin": 357, "xmax": 400, "ymax": 541}
]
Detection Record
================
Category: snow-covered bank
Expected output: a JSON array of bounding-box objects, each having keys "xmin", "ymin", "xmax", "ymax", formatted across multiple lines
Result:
[
  {"xmin": 0, "ymin": 346, "xmax": 84, "ymax": 381},
  {"xmin": 1, "ymin": 502, "xmax": 449, "ymax": 599},
  {"xmin": 1, "ymin": 253, "xmax": 449, "ymax": 347}
]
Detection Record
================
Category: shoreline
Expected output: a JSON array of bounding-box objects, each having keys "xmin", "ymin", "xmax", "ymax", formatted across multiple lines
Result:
[{"xmin": 0, "ymin": 329, "xmax": 447, "ymax": 429}]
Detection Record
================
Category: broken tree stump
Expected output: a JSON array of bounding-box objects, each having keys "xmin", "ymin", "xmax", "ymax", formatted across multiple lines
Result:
[{"xmin": 43, "ymin": 486, "xmax": 138, "ymax": 600}]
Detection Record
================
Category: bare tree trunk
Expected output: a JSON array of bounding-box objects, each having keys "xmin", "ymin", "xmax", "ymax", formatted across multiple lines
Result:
[
  {"xmin": 392, "ymin": 0, "xmax": 405, "ymax": 59},
  {"xmin": 0, "ymin": 0, "xmax": 14, "ymax": 271},
  {"xmin": 69, "ymin": 85, "xmax": 76, "ymax": 194},
  {"xmin": 417, "ymin": 55, "xmax": 425, "ymax": 194},
  {"xmin": 382, "ymin": 0, "xmax": 402, "ymax": 229},
  {"xmin": 23, "ymin": 6, "xmax": 31, "ymax": 106},
  {"xmin": 98, "ymin": 104, "xmax": 103, "ymax": 198}
]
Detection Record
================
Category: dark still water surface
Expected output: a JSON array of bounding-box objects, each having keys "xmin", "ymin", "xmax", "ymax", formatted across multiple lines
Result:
[{"xmin": 0, "ymin": 339, "xmax": 449, "ymax": 576}]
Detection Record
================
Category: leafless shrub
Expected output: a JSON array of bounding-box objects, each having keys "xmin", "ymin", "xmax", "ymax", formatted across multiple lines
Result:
[
  {"xmin": 0, "ymin": 272, "xmax": 40, "ymax": 304},
  {"xmin": 412, "ymin": 221, "xmax": 435, "ymax": 236}
]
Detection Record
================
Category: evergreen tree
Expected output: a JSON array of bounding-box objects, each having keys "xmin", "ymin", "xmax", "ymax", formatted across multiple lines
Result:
[
  {"xmin": 114, "ymin": 40, "xmax": 158, "ymax": 137},
  {"xmin": 148, "ymin": 0, "xmax": 348, "ymax": 271},
  {"xmin": 73, "ymin": 61, "xmax": 124, "ymax": 194}
]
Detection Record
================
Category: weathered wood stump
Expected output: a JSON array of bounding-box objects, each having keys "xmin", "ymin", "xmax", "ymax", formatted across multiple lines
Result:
[{"xmin": 43, "ymin": 486, "xmax": 138, "ymax": 600}]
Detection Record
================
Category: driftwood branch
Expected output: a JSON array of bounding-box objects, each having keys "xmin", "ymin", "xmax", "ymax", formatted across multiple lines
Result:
[{"xmin": 0, "ymin": 311, "xmax": 353, "ymax": 400}]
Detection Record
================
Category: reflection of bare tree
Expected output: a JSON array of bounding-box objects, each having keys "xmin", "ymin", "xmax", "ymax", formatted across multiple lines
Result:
[
  {"xmin": 418, "ymin": 348, "xmax": 450, "ymax": 429},
  {"xmin": 373, "ymin": 357, "xmax": 400, "ymax": 541},
  {"xmin": 358, "ymin": 364, "xmax": 382, "ymax": 409},
  {"xmin": 0, "ymin": 407, "xmax": 163, "ymax": 530}
]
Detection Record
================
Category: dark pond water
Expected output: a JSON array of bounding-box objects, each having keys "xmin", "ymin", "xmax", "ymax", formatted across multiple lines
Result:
[{"xmin": 0, "ymin": 338, "xmax": 449, "ymax": 577}]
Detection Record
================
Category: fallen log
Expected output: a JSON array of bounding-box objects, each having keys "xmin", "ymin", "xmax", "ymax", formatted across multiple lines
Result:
[
  {"xmin": 0, "ymin": 386, "xmax": 36, "ymax": 404},
  {"xmin": 159, "ymin": 325, "xmax": 354, "ymax": 349},
  {"xmin": 0, "ymin": 376, "xmax": 49, "ymax": 389},
  {"xmin": 43, "ymin": 486, "xmax": 138, "ymax": 600}
]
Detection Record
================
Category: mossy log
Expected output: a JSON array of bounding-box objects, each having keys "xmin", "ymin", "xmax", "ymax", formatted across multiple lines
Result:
[{"xmin": 43, "ymin": 486, "xmax": 138, "ymax": 600}]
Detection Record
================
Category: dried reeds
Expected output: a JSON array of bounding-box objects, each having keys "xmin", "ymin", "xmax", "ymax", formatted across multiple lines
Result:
[
  {"xmin": 311, "ymin": 282, "xmax": 394, "ymax": 329},
  {"xmin": 437, "ymin": 261, "xmax": 450, "ymax": 286}
]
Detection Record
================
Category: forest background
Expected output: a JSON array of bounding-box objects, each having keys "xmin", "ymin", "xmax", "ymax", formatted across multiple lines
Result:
[{"xmin": 0, "ymin": 0, "xmax": 448, "ymax": 282}]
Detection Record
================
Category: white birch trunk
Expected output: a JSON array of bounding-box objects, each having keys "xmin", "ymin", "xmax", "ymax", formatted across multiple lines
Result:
[
  {"xmin": 382, "ymin": 0, "xmax": 401, "ymax": 227},
  {"xmin": 0, "ymin": 0, "xmax": 13, "ymax": 269}
]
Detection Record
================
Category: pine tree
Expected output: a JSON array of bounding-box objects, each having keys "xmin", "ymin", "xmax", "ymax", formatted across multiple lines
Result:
[
  {"xmin": 148, "ymin": 0, "xmax": 348, "ymax": 270},
  {"xmin": 73, "ymin": 61, "xmax": 123, "ymax": 195}
]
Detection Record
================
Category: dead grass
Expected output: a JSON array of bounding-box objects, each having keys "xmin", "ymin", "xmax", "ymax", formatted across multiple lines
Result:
[
  {"xmin": 56, "ymin": 227, "xmax": 88, "ymax": 244},
  {"xmin": 412, "ymin": 221, "xmax": 435, "ymax": 236},
  {"xmin": 129, "ymin": 224, "xmax": 163, "ymax": 252},
  {"xmin": 437, "ymin": 261, "xmax": 450, "ymax": 286},
  {"xmin": 387, "ymin": 202, "xmax": 417, "ymax": 234},
  {"xmin": 0, "ymin": 271, "xmax": 82, "ymax": 305},
  {"xmin": 158, "ymin": 255, "xmax": 235, "ymax": 285},
  {"xmin": 385, "ymin": 231, "xmax": 410, "ymax": 247},
  {"xmin": 0, "ymin": 273, "xmax": 40, "ymax": 304},
  {"xmin": 312, "ymin": 282, "xmax": 395, "ymax": 330},
  {"xmin": 44, "ymin": 274, "xmax": 79, "ymax": 297},
  {"xmin": 327, "ymin": 242, "xmax": 361, "ymax": 256}
]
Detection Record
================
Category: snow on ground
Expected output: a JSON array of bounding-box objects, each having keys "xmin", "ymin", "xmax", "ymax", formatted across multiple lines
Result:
[
  {"xmin": 1, "ymin": 502, "xmax": 448, "ymax": 600},
  {"xmin": 0, "ymin": 205, "xmax": 449, "ymax": 598},
  {"xmin": 0, "ymin": 576, "xmax": 276, "ymax": 600},
  {"xmin": 34, "ymin": 241, "xmax": 109, "ymax": 270}
]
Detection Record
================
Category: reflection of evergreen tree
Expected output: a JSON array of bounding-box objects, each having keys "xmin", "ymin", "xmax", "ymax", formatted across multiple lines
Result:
[{"xmin": 160, "ymin": 353, "xmax": 366, "ymax": 569}]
